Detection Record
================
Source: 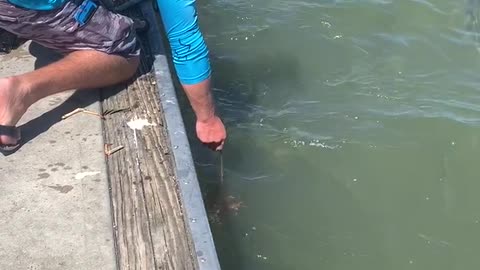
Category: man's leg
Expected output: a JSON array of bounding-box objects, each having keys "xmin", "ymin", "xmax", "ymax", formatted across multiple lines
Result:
[
  {"xmin": 0, "ymin": 51, "xmax": 139, "ymax": 146},
  {"xmin": 0, "ymin": 1, "xmax": 140, "ymax": 148}
]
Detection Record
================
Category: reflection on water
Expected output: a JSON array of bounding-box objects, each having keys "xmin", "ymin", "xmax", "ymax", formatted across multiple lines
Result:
[{"xmin": 177, "ymin": 0, "xmax": 480, "ymax": 269}]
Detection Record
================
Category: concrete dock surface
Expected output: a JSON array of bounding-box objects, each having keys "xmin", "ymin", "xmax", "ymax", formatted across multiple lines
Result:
[{"xmin": 0, "ymin": 42, "xmax": 117, "ymax": 269}]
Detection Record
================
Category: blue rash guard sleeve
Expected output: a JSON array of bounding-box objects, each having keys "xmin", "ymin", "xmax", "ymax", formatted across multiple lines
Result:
[{"xmin": 156, "ymin": 0, "xmax": 212, "ymax": 85}]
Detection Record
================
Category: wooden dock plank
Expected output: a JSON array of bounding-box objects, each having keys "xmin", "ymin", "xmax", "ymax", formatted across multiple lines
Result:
[{"xmin": 101, "ymin": 32, "xmax": 197, "ymax": 269}]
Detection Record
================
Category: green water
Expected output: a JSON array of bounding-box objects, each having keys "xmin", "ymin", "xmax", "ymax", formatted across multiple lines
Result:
[{"xmin": 182, "ymin": 0, "xmax": 480, "ymax": 269}]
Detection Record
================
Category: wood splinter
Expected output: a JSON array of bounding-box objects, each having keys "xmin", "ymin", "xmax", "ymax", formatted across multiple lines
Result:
[
  {"xmin": 104, "ymin": 144, "xmax": 124, "ymax": 156},
  {"xmin": 62, "ymin": 108, "xmax": 105, "ymax": 120}
]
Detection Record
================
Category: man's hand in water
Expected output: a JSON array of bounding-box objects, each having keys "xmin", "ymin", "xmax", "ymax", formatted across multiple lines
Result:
[
  {"xmin": 182, "ymin": 79, "xmax": 227, "ymax": 151},
  {"xmin": 196, "ymin": 115, "xmax": 226, "ymax": 151}
]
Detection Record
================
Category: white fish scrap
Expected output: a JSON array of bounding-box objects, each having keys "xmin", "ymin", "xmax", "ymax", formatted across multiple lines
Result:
[{"xmin": 127, "ymin": 118, "xmax": 156, "ymax": 131}]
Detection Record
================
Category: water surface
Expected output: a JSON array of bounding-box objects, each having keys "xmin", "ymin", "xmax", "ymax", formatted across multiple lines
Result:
[{"xmin": 181, "ymin": 1, "xmax": 480, "ymax": 269}]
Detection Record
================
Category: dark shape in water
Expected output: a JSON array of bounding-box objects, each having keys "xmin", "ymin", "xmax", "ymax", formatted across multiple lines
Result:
[
  {"xmin": 208, "ymin": 193, "xmax": 246, "ymax": 225},
  {"xmin": 207, "ymin": 152, "xmax": 246, "ymax": 224}
]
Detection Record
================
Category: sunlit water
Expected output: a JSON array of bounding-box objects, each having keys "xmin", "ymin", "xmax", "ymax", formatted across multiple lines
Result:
[{"xmin": 178, "ymin": 0, "xmax": 480, "ymax": 269}]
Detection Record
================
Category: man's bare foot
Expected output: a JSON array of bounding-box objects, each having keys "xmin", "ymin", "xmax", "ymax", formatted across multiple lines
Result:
[{"xmin": 0, "ymin": 77, "xmax": 30, "ymax": 146}]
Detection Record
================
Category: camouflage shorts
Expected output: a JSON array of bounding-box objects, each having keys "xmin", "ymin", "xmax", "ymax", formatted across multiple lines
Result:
[{"xmin": 0, "ymin": 0, "xmax": 140, "ymax": 58}]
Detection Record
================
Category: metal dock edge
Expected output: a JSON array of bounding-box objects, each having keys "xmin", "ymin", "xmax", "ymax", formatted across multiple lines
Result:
[{"xmin": 140, "ymin": 2, "xmax": 222, "ymax": 270}]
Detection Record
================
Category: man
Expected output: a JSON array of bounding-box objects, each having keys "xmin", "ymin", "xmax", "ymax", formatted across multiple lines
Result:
[{"xmin": 0, "ymin": 0, "xmax": 226, "ymax": 152}]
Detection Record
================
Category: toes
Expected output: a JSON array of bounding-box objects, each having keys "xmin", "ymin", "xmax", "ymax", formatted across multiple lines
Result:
[
  {"xmin": 0, "ymin": 126, "xmax": 20, "ymax": 149},
  {"xmin": 0, "ymin": 134, "xmax": 18, "ymax": 146}
]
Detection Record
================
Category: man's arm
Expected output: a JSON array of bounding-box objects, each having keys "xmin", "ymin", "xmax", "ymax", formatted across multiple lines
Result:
[
  {"xmin": 183, "ymin": 79, "xmax": 227, "ymax": 151},
  {"xmin": 183, "ymin": 79, "xmax": 215, "ymax": 122},
  {"xmin": 155, "ymin": 0, "xmax": 227, "ymax": 150}
]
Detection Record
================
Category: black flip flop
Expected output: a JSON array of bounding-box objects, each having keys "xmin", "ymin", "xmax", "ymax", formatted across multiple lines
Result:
[{"xmin": 0, "ymin": 125, "xmax": 21, "ymax": 153}]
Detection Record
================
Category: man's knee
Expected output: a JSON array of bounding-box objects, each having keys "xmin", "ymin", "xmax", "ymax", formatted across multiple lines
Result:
[{"xmin": 124, "ymin": 55, "xmax": 140, "ymax": 79}]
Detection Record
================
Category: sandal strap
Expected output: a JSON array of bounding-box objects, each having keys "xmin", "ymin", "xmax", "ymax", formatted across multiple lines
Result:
[{"xmin": 0, "ymin": 125, "xmax": 19, "ymax": 138}]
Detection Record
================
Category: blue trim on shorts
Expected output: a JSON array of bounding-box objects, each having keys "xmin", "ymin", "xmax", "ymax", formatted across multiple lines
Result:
[
  {"xmin": 156, "ymin": 0, "xmax": 212, "ymax": 85},
  {"xmin": 7, "ymin": 0, "xmax": 66, "ymax": 10}
]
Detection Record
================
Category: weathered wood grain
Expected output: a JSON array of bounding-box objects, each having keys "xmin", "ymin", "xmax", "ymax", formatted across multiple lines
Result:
[{"xmin": 101, "ymin": 31, "xmax": 197, "ymax": 270}]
